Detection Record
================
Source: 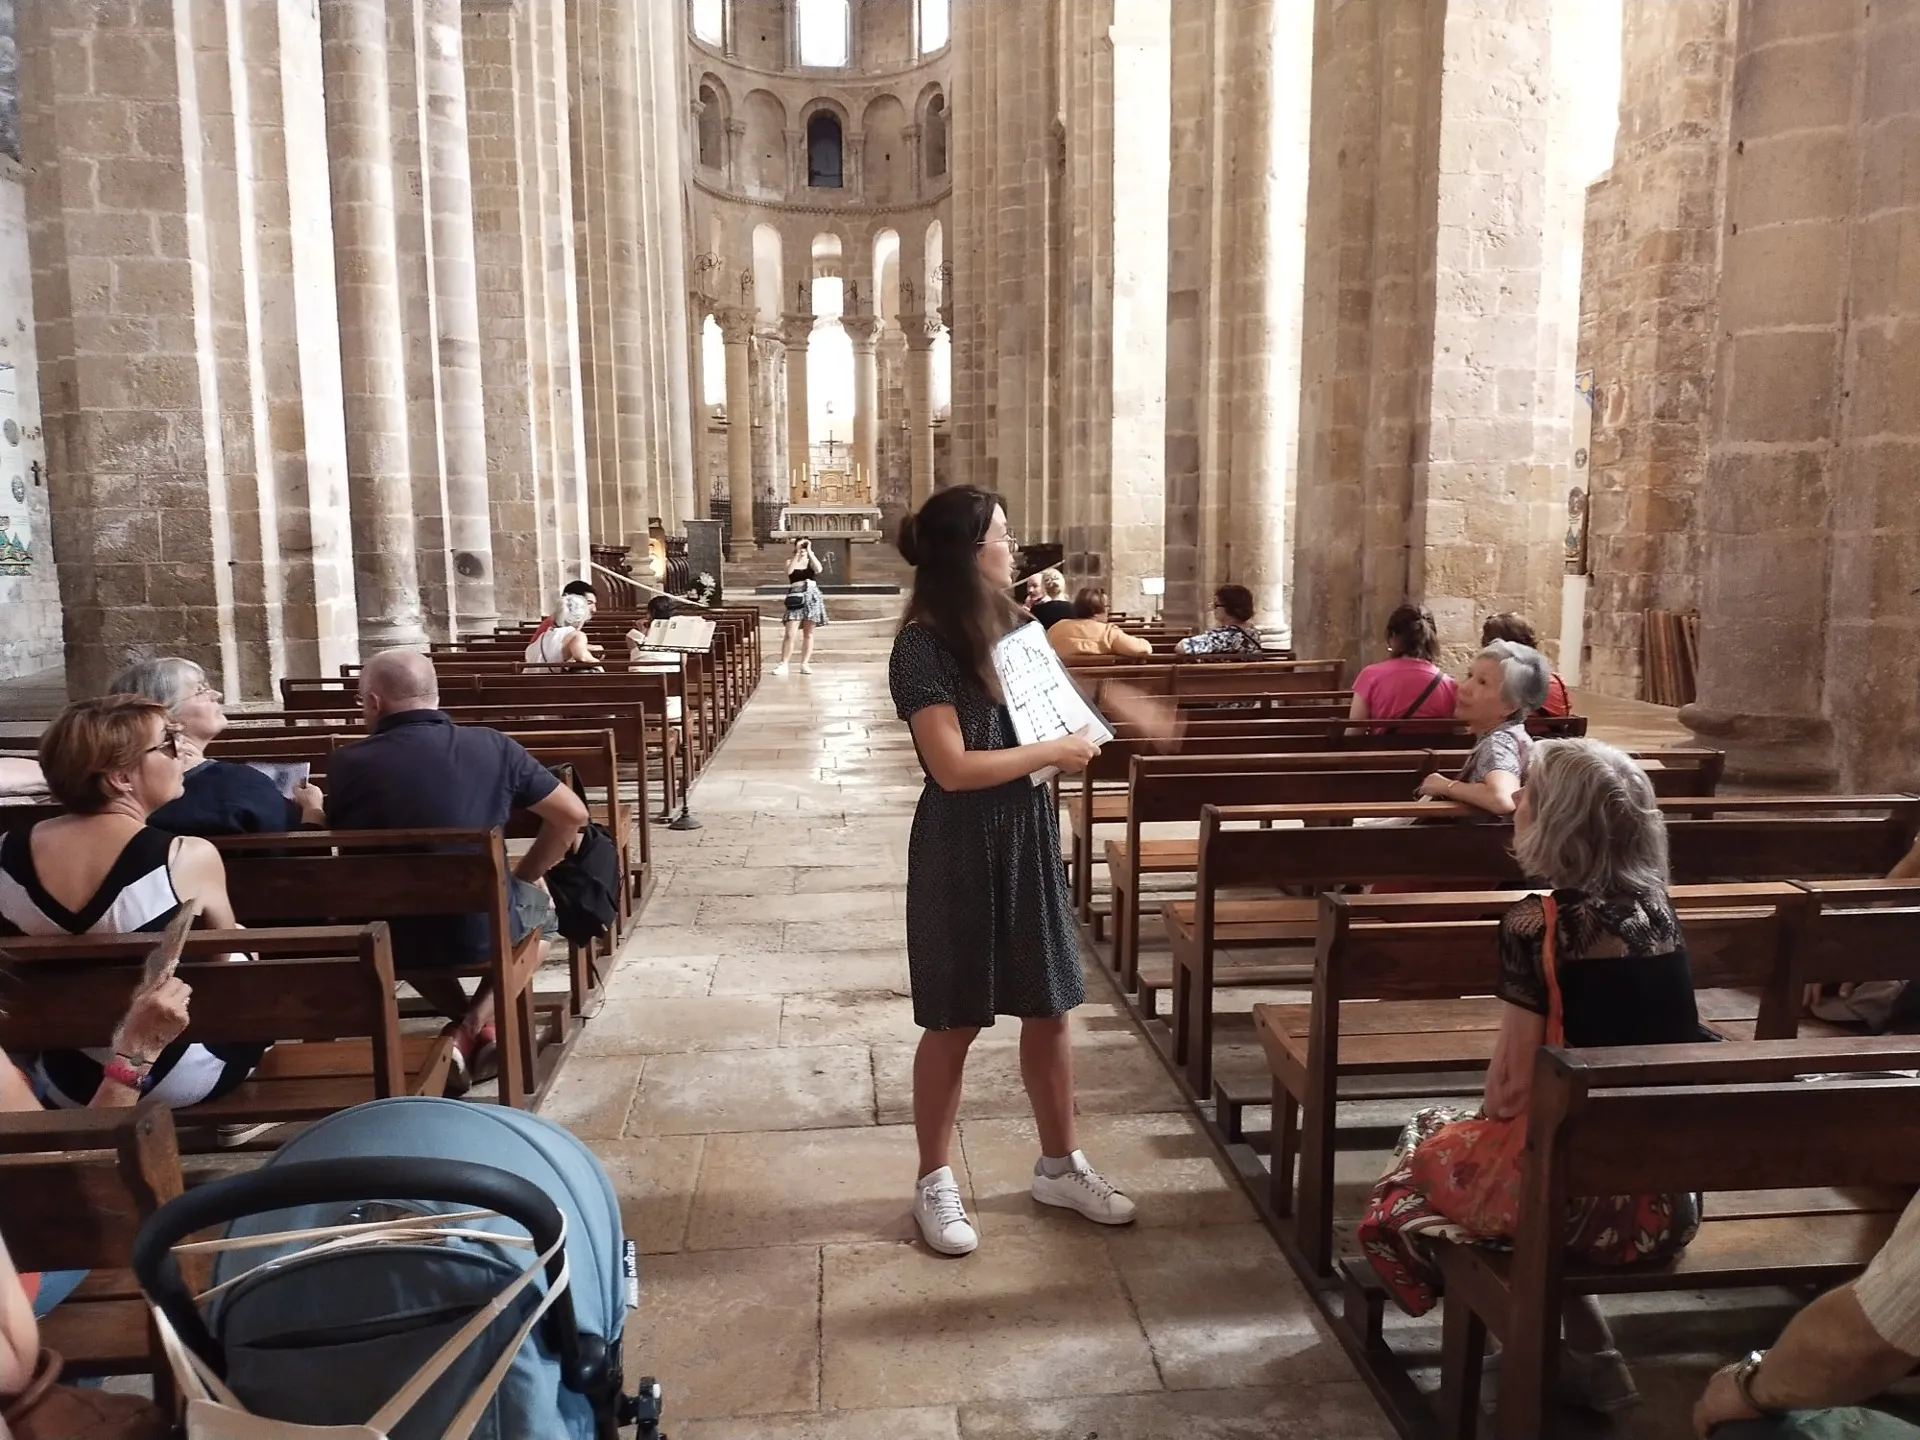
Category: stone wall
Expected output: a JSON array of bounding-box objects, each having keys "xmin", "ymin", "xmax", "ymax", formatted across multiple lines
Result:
[
  {"xmin": 0, "ymin": 165, "xmax": 56, "ymax": 679},
  {"xmin": 1575, "ymin": 0, "xmax": 1729, "ymax": 698}
]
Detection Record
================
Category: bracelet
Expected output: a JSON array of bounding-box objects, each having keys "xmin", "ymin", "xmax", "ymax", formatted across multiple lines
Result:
[
  {"xmin": 1732, "ymin": 1350, "xmax": 1778, "ymax": 1416},
  {"xmin": 102, "ymin": 1057, "xmax": 150, "ymax": 1090}
]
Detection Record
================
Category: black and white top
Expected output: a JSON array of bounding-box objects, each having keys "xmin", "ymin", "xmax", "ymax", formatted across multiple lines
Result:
[{"xmin": 0, "ymin": 824, "xmax": 262, "ymax": 1108}]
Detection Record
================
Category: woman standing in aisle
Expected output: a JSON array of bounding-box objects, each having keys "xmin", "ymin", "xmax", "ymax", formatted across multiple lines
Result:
[
  {"xmin": 775, "ymin": 537, "xmax": 829, "ymax": 675},
  {"xmin": 889, "ymin": 485, "xmax": 1135, "ymax": 1257}
]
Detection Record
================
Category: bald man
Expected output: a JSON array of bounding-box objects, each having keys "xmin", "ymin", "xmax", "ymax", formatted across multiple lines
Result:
[{"xmin": 326, "ymin": 648, "xmax": 589, "ymax": 1093}]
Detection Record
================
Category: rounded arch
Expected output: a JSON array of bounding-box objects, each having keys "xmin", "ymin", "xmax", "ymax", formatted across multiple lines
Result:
[
  {"xmin": 806, "ymin": 111, "xmax": 844, "ymax": 189},
  {"xmin": 917, "ymin": 84, "xmax": 949, "ymax": 181},
  {"xmin": 861, "ymin": 94, "xmax": 910, "ymax": 204},
  {"xmin": 740, "ymin": 88, "xmax": 787, "ymax": 194},
  {"xmin": 871, "ymin": 228, "xmax": 900, "ymax": 323},
  {"xmin": 751, "ymin": 224, "xmax": 784, "ymax": 325},
  {"xmin": 694, "ymin": 74, "xmax": 731, "ymax": 171}
]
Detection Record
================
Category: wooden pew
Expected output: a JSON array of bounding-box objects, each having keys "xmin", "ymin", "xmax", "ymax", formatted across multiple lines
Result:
[
  {"xmin": 213, "ymin": 828, "xmax": 552, "ymax": 1108},
  {"xmin": 0, "ymin": 1106, "xmax": 182, "ymax": 1384},
  {"xmin": 1167, "ymin": 794, "xmax": 1920, "ymax": 1103},
  {"xmin": 1428, "ymin": 1038, "xmax": 1920, "ymax": 1440},
  {"xmin": 1255, "ymin": 886, "xmax": 1808, "ymax": 1276},
  {"xmin": 0, "ymin": 925, "xmax": 447, "ymax": 1123}
]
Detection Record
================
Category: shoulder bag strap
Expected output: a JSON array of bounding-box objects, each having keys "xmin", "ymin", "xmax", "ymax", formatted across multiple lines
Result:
[
  {"xmin": 1541, "ymin": 892, "xmax": 1565, "ymax": 1047},
  {"xmin": 1396, "ymin": 667, "xmax": 1446, "ymax": 721}
]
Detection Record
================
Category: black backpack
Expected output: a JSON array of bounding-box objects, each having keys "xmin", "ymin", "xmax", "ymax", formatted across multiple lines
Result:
[{"xmin": 543, "ymin": 766, "xmax": 622, "ymax": 945}]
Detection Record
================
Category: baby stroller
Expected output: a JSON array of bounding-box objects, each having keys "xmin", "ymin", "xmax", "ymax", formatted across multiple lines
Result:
[{"xmin": 132, "ymin": 1097, "xmax": 663, "ymax": 1439}]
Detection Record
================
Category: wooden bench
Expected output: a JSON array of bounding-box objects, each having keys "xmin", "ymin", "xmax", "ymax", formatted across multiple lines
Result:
[
  {"xmin": 1167, "ymin": 795, "xmax": 1920, "ymax": 1104},
  {"xmin": 0, "ymin": 1106, "xmax": 182, "ymax": 1385},
  {"xmin": 1427, "ymin": 1038, "xmax": 1920, "ymax": 1440},
  {"xmin": 0, "ymin": 924, "xmax": 450, "ymax": 1124},
  {"xmin": 1254, "ymin": 885, "xmax": 1809, "ymax": 1276},
  {"xmin": 214, "ymin": 828, "xmax": 553, "ymax": 1108},
  {"xmin": 1789, "ymin": 878, "xmax": 1920, "ymax": 1027}
]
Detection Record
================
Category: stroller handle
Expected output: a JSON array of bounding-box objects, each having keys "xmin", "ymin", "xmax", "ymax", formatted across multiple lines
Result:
[{"xmin": 133, "ymin": 1157, "xmax": 585, "ymax": 1386}]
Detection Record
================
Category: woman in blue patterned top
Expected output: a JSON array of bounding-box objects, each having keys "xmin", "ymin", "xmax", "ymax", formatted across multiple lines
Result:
[{"xmin": 1174, "ymin": 584, "xmax": 1263, "ymax": 656}]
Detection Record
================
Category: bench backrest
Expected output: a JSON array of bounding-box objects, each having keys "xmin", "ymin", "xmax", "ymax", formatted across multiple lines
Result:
[
  {"xmin": 0, "ymin": 926, "xmax": 404, "ymax": 1089},
  {"xmin": 0, "ymin": 1107, "xmax": 182, "ymax": 1275},
  {"xmin": 1131, "ymin": 761, "xmax": 1432, "ymax": 827},
  {"xmin": 1790, "ymin": 879, "xmax": 1920, "ymax": 990}
]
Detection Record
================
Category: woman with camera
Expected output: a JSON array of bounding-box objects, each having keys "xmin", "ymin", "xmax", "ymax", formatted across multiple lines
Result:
[{"xmin": 775, "ymin": 537, "xmax": 829, "ymax": 676}]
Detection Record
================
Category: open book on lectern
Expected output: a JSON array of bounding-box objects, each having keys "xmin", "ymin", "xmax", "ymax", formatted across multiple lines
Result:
[
  {"xmin": 633, "ymin": 615, "xmax": 717, "ymax": 652},
  {"xmin": 991, "ymin": 621, "xmax": 1114, "ymax": 784}
]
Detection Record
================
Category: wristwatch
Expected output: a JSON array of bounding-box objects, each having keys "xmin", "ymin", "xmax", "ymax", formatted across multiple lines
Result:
[{"xmin": 1730, "ymin": 1350, "xmax": 1779, "ymax": 1416}]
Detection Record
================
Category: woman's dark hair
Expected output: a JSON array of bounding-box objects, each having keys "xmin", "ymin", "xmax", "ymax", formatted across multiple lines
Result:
[
  {"xmin": 648, "ymin": 594, "xmax": 686, "ymax": 620},
  {"xmin": 897, "ymin": 485, "xmax": 1023, "ymax": 693},
  {"xmin": 1384, "ymin": 603, "xmax": 1440, "ymax": 662},
  {"xmin": 562, "ymin": 579, "xmax": 594, "ymax": 598},
  {"xmin": 1481, "ymin": 612, "xmax": 1538, "ymax": 648},
  {"xmin": 1072, "ymin": 586, "xmax": 1109, "ymax": 620},
  {"xmin": 1213, "ymin": 584, "xmax": 1255, "ymax": 624}
]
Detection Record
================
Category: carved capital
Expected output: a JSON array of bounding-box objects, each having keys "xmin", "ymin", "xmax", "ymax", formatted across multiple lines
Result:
[
  {"xmin": 779, "ymin": 313, "xmax": 817, "ymax": 349},
  {"xmin": 899, "ymin": 313, "xmax": 941, "ymax": 350},
  {"xmin": 725, "ymin": 119, "xmax": 746, "ymax": 138},
  {"xmin": 841, "ymin": 313, "xmax": 882, "ymax": 351},
  {"xmin": 714, "ymin": 305, "xmax": 757, "ymax": 345}
]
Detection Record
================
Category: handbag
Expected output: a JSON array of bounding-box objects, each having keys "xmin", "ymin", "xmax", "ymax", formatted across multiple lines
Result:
[
  {"xmin": 1404, "ymin": 894, "xmax": 1567, "ymax": 1237},
  {"xmin": 2, "ymin": 1348, "xmax": 171, "ymax": 1440}
]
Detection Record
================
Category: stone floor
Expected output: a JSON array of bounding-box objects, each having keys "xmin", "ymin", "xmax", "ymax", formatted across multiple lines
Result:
[{"xmin": 540, "ymin": 616, "xmax": 1398, "ymax": 1439}]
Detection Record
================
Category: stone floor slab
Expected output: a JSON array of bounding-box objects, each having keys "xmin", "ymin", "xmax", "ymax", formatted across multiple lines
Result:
[
  {"xmin": 625, "ymin": 1245, "xmax": 821, "ymax": 1420},
  {"xmin": 678, "ymin": 1408, "xmax": 960, "ymax": 1440},
  {"xmin": 780, "ymin": 993, "xmax": 921, "ymax": 1048},
  {"xmin": 821, "ymin": 1230, "xmax": 1159, "ymax": 1409},
  {"xmin": 872, "ymin": 1036, "xmax": 1187, "ymax": 1125},
  {"xmin": 537, "ymin": 1055, "xmax": 640, "ymax": 1140},
  {"xmin": 954, "ymin": 1383, "xmax": 1396, "ymax": 1439},
  {"xmin": 575, "ymin": 996, "xmax": 783, "ymax": 1056},
  {"xmin": 711, "ymin": 950, "xmax": 908, "ymax": 996},
  {"xmin": 686, "ymin": 1125, "xmax": 973, "ymax": 1250},
  {"xmin": 627, "ymin": 1046, "xmax": 876, "ymax": 1135},
  {"xmin": 590, "ymin": 1136, "xmax": 703, "ymax": 1254}
]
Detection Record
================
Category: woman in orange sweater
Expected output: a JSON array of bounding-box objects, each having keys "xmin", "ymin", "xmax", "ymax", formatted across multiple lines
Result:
[{"xmin": 1046, "ymin": 588, "xmax": 1153, "ymax": 662}]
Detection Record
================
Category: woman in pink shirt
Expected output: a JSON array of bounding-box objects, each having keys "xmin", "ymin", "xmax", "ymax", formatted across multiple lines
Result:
[{"xmin": 1349, "ymin": 604, "xmax": 1458, "ymax": 731}]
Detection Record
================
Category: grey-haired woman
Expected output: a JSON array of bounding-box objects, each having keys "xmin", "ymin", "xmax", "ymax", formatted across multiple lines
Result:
[
  {"xmin": 109, "ymin": 656, "xmax": 324, "ymax": 834},
  {"xmin": 1415, "ymin": 639, "xmax": 1551, "ymax": 818}
]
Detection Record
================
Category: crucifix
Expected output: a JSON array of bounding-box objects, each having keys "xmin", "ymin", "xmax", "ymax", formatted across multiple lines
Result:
[{"xmin": 819, "ymin": 436, "xmax": 845, "ymax": 466}]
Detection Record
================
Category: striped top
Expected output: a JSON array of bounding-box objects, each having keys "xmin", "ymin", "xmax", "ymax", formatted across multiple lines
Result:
[{"xmin": 0, "ymin": 823, "xmax": 182, "ymax": 937}]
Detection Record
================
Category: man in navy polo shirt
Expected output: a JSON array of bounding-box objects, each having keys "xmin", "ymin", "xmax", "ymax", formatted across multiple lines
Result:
[{"xmin": 326, "ymin": 649, "xmax": 588, "ymax": 1092}]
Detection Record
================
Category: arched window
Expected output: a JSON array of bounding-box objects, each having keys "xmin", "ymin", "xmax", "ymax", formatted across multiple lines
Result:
[
  {"xmin": 924, "ymin": 94, "xmax": 947, "ymax": 179},
  {"xmin": 701, "ymin": 314, "xmax": 726, "ymax": 408},
  {"xmin": 696, "ymin": 84, "xmax": 724, "ymax": 169},
  {"xmin": 797, "ymin": 0, "xmax": 849, "ymax": 67},
  {"xmin": 807, "ymin": 112, "xmax": 843, "ymax": 188},
  {"xmin": 918, "ymin": 0, "xmax": 950, "ymax": 55},
  {"xmin": 692, "ymin": 0, "xmax": 725, "ymax": 46}
]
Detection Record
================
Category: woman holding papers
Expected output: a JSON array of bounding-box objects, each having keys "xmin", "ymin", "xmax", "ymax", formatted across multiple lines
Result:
[{"xmin": 889, "ymin": 485, "xmax": 1135, "ymax": 1258}]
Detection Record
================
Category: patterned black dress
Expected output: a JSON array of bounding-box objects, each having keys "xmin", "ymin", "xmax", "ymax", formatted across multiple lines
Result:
[{"xmin": 890, "ymin": 622, "xmax": 1084, "ymax": 1030}]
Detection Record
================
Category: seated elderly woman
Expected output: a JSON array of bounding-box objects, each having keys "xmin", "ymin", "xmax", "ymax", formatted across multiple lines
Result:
[
  {"xmin": 1361, "ymin": 738, "xmax": 1703, "ymax": 1415},
  {"xmin": 1414, "ymin": 639, "xmax": 1550, "ymax": 818},
  {"xmin": 0, "ymin": 694, "xmax": 260, "ymax": 1110},
  {"xmin": 1047, "ymin": 587, "xmax": 1153, "ymax": 662},
  {"xmin": 1175, "ymin": 584, "xmax": 1264, "ymax": 657},
  {"xmin": 109, "ymin": 657, "xmax": 324, "ymax": 836},
  {"xmin": 524, "ymin": 591, "xmax": 604, "ymax": 671}
]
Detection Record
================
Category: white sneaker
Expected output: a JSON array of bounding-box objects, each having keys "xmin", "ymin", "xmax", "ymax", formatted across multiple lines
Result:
[
  {"xmin": 913, "ymin": 1166, "xmax": 978, "ymax": 1256},
  {"xmin": 1031, "ymin": 1151, "xmax": 1137, "ymax": 1225},
  {"xmin": 772, "ymin": 661, "xmax": 788, "ymax": 676},
  {"xmin": 800, "ymin": 661, "xmax": 814, "ymax": 674}
]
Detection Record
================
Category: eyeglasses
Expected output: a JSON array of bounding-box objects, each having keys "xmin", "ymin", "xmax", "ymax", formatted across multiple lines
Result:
[
  {"xmin": 190, "ymin": 681, "xmax": 218, "ymax": 699},
  {"xmin": 978, "ymin": 531, "xmax": 1019, "ymax": 551},
  {"xmin": 146, "ymin": 729, "xmax": 182, "ymax": 759}
]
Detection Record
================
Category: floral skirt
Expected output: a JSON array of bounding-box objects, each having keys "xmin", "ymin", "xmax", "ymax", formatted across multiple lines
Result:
[{"xmin": 1356, "ymin": 1105, "xmax": 1701, "ymax": 1316}]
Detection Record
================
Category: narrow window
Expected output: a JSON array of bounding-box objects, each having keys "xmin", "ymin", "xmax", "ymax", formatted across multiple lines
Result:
[
  {"xmin": 797, "ymin": 0, "xmax": 850, "ymax": 67},
  {"xmin": 696, "ymin": 85, "xmax": 723, "ymax": 169},
  {"xmin": 692, "ymin": 0, "xmax": 725, "ymax": 46},
  {"xmin": 918, "ymin": 0, "xmax": 950, "ymax": 55},
  {"xmin": 924, "ymin": 95, "xmax": 947, "ymax": 179},
  {"xmin": 808, "ymin": 112, "xmax": 844, "ymax": 188}
]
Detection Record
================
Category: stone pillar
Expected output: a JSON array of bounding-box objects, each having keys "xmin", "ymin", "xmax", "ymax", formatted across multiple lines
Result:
[
  {"xmin": 902, "ymin": 315, "xmax": 939, "ymax": 510},
  {"xmin": 644, "ymin": 0, "xmax": 699, "ymax": 532},
  {"xmin": 1294, "ymin": 0, "xmax": 1569, "ymax": 673},
  {"xmin": 536, "ymin": 0, "xmax": 592, "ymax": 581},
  {"xmin": 1577, "ymin": 0, "xmax": 1730, "ymax": 697},
  {"xmin": 320, "ymin": 0, "xmax": 427, "ymax": 649},
  {"xmin": 601, "ymin": 0, "xmax": 657, "ymax": 550},
  {"xmin": 1681, "ymin": 0, "xmax": 1920, "ymax": 790},
  {"xmin": 717, "ymin": 306, "xmax": 755, "ymax": 548},
  {"xmin": 845, "ymin": 312, "xmax": 881, "ymax": 503},
  {"xmin": 420, "ymin": 0, "xmax": 497, "ymax": 634},
  {"xmin": 780, "ymin": 313, "xmax": 815, "ymax": 500},
  {"xmin": 565, "ymin": 0, "xmax": 619, "ymax": 544}
]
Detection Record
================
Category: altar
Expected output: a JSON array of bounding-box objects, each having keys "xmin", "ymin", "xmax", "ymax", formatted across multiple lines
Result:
[{"xmin": 776, "ymin": 443, "xmax": 884, "ymax": 581}]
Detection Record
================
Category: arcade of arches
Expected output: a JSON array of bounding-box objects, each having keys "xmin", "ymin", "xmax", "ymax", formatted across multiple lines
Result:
[{"xmin": 3, "ymin": 0, "xmax": 1916, "ymax": 790}]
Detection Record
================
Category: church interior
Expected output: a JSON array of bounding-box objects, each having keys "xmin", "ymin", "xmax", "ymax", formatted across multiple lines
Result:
[{"xmin": 2, "ymin": 0, "xmax": 1920, "ymax": 1437}]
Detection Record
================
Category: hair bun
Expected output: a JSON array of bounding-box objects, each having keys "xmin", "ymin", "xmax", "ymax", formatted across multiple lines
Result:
[{"xmin": 896, "ymin": 513, "xmax": 921, "ymax": 566}]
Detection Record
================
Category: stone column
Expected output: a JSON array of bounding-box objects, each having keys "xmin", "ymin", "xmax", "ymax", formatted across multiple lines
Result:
[
  {"xmin": 420, "ymin": 0, "xmax": 497, "ymax": 633},
  {"xmin": 717, "ymin": 306, "xmax": 755, "ymax": 548},
  {"xmin": 645, "ymin": 0, "xmax": 699, "ymax": 532},
  {"xmin": 321, "ymin": 0, "xmax": 427, "ymax": 648},
  {"xmin": 600, "ymin": 0, "xmax": 656, "ymax": 551},
  {"xmin": 845, "ymin": 313, "xmax": 881, "ymax": 502},
  {"xmin": 902, "ymin": 315, "xmax": 939, "ymax": 510},
  {"xmin": 780, "ymin": 313, "xmax": 815, "ymax": 500}
]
